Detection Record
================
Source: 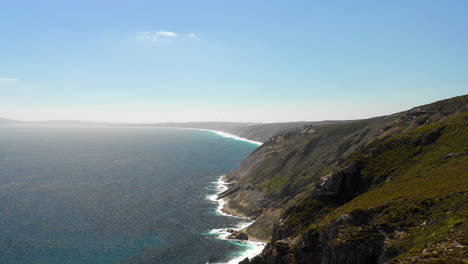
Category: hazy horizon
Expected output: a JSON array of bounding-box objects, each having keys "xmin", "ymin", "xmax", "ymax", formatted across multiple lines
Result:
[{"xmin": 0, "ymin": 100, "xmax": 415, "ymax": 124}]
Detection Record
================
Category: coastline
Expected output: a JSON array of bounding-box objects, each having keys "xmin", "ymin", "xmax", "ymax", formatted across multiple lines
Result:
[
  {"xmin": 160, "ymin": 127, "xmax": 264, "ymax": 146},
  {"xmin": 206, "ymin": 176, "xmax": 265, "ymax": 264},
  {"xmin": 187, "ymin": 127, "xmax": 262, "ymax": 263}
]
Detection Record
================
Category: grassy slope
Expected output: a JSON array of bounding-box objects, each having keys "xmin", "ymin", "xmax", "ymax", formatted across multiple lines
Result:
[
  {"xmin": 231, "ymin": 117, "xmax": 388, "ymax": 197},
  {"xmin": 224, "ymin": 96, "xmax": 467, "ymax": 263},
  {"xmin": 303, "ymin": 111, "xmax": 468, "ymax": 263}
]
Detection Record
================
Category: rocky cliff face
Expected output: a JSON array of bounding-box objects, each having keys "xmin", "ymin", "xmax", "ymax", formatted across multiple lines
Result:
[{"xmin": 221, "ymin": 95, "xmax": 468, "ymax": 263}]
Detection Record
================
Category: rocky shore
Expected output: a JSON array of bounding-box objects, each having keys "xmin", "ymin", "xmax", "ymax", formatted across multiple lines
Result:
[{"xmin": 208, "ymin": 175, "xmax": 266, "ymax": 264}]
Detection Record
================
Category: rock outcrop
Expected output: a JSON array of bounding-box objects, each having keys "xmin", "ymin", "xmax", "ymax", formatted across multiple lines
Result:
[{"xmin": 227, "ymin": 232, "xmax": 249, "ymax": 240}]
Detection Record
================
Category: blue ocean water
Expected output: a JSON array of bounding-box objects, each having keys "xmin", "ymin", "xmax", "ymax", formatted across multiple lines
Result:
[{"xmin": 0, "ymin": 125, "xmax": 259, "ymax": 264}]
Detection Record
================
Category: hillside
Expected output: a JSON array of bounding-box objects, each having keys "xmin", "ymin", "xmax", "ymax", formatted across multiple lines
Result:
[
  {"xmin": 143, "ymin": 121, "xmax": 349, "ymax": 143},
  {"xmin": 223, "ymin": 121, "xmax": 351, "ymax": 143},
  {"xmin": 219, "ymin": 95, "xmax": 468, "ymax": 264}
]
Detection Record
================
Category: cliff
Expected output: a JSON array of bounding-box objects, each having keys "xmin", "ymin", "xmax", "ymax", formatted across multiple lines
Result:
[{"xmin": 220, "ymin": 95, "xmax": 468, "ymax": 263}]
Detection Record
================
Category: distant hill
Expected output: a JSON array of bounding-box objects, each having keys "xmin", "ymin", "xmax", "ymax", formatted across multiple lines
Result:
[
  {"xmin": 34, "ymin": 120, "xmax": 117, "ymax": 126},
  {"xmin": 0, "ymin": 118, "xmax": 349, "ymax": 143},
  {"xmin": 138, "ymin": 122, "xmax": 260, "ymax": 131},
  {"xmin": 0, "ymin": 118, "xmax": 21, "ymax": 124},
  {"xmin": 142, "ymin": 121, "xmax": 351, "ymax": 143},
  {"xmin": 0, "ymin": 118, "xmax": 113, "ymax": 126},
  {"xmin": 223, "ymin": 121, "xmax": 351, "ymax": 143}
]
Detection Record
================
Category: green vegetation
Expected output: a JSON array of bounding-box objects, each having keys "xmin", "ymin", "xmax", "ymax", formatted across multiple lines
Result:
[
  {"xmin": 304, "ymin": 111, "xmax": 468, "ymax": 262},
  {"xmin": 225, "ymin": 95, "xmax": 467, "ymax": 263},
  {"xmin": 320, "ymin": 112, "xmax": 468, "ymax": 220},
  {"xmin": 283, "ymin": 199, "xmax": 332, "ymax": 235},
  {"xmin": 266, "ymin": 175, "xmax": 289, "ymax": 194},
  {"xmin": 245, "ymin": 117, "xmax": 389, "ymax": 197}
]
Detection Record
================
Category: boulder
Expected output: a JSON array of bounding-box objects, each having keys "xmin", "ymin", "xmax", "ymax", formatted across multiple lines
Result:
[{"xmin": 227, "ymin": 232, "xmax": 249, "ymax": 240}]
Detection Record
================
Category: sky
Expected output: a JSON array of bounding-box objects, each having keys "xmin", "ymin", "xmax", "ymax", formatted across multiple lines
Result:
[{"xmin": 1, "ymin": 0, "xmax": 467, "ymax": 123}]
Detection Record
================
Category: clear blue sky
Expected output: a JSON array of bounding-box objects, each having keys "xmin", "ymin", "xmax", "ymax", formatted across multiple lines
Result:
[{"xmin": 1, "ymin": 0, "xmax": 467, "ymax": 122}]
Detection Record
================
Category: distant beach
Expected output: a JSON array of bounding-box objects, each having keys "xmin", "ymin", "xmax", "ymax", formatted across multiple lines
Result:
[{"xmin": 167, "ymin": 127, "xmax": 263, "ymax": 146}]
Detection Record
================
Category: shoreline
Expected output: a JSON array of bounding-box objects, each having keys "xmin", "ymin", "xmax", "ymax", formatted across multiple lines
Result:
[
  {"xmin": 192, "ymin": 127, "xmax": 262, "ymax": 263},
  {"xmin": 206, "ymin": 176, "xmax": 265, "ymax": 264},
  {"xmin": 160, "ymin": 127, "xmax": 264, "ymax": 146}
]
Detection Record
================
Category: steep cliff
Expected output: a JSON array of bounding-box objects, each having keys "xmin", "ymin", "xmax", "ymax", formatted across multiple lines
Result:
[{"xmin": 221, "ymin": 95, "xmax": 468, "ymax": 263}]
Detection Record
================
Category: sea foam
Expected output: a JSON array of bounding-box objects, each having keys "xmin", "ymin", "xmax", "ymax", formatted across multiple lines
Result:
[
  {"xmin": 171, "ymin": 127, "xmax": 263, "ymax": 146},
  {"xmin": 200, "ymin": 128, "xmax": 264, "ymax": 263},
  {"xmin": 205, "ymin": 176, "xmax": 265, "ymax": 264},
  {"xmin": 205, "ymin": 130, "xmax": 263, "ymax": 146}
]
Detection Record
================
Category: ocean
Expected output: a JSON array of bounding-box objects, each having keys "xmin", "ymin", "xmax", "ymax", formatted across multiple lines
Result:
[{"xmin": 0, "ymin": 125, "xmax": 262, "ymax": 264}]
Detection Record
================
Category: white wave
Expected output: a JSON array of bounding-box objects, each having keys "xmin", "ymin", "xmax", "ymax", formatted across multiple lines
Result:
[
  {"xmin": 223, "ymin": 242, "xmax": 265, "ymax": 264},
  {"xmin": 207, "ymin": 130, "xmax": 263, "ymax": 146},
  {"xmin": 205, "ymin": 177, "xmax": 229, "ymax": 217},
  {"xmin": 205, "ymin": 175, "xmax": 266, "ymax": 264},
  {"xmin": 170, "ymin": 127, "xmax": 263, "ymax": 146}
]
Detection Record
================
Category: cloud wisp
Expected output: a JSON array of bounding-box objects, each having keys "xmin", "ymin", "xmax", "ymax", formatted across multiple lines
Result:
[
  {"xmin": 0, "ymin": 78, "xmax": 19, "ymax": 82},
  {"xmin": 135, "ymin": 31, "xmax": 197, "ymax": 43}
]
